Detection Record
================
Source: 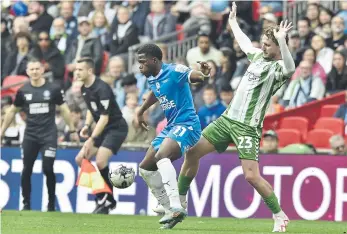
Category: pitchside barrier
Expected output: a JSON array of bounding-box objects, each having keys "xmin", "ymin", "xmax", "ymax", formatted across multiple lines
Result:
[{"xmin": 1, "ymin": 147, "xmax": 346, "ymax": 221}]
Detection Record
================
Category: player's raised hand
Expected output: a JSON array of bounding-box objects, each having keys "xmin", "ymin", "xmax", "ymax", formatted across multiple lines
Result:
[
  {"xmin": 274, "ymin": 20, "xmax": 293, "ymax": 40},
  {"xmin": 197, "ymin": 61, "xmax": 211, "ymax": 76},
  {"xmin": 80, "ymin": 125, "xmax": 90, "ymax": 139},
  {"xmin": 228, "ymin": 2, "xmax": 237, "ymax": 23}
]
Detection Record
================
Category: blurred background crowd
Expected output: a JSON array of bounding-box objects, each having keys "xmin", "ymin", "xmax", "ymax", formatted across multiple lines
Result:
[{"xmin": 1, "ymin": 0, "xmax": 347, "ymax": 155}]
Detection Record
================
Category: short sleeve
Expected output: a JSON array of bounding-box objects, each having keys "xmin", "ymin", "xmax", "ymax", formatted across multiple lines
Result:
[
  {"xmin": 53, "ymin": 86, "xmax": 65, "ymax": 105},
  {"xmin": 172, "ymin": 64, "xmax": 192, "ymax": 85},
  {"xmin": 98, "ymin": 84, "xmax": 114, "ymax": 115},
  {"xmin": 246, "ymin": 48, "xmax": 263, "ymax": 62},
  {"xmin": 14, "ymin": 90, "xmax": 25, "ymax": 107}
]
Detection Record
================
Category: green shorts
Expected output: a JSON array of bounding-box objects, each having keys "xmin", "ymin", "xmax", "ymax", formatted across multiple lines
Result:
[{"xmin": 202, "ymin": 115, "xmax": 261, "ymax": 161}]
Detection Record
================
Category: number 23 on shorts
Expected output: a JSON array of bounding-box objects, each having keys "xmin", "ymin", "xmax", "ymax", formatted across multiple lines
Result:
[
  {"xmin": 237, "ymin": 136, "xmax": 253, "ymax": 149},
  {"xmin": 172, "ymin": 126, "xmax": 187, "ymax": 137}
]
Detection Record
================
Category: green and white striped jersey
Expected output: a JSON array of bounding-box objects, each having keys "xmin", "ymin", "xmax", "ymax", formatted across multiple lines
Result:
[{"xmin": 223, "ymin": 49, "xmax": 292, "ymax": 128}]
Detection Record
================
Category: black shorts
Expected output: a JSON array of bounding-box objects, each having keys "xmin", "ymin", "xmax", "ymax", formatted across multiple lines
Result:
[
  {"xmin": 22, "ymin": 137, "xmax": 57, "ymax": 161},
  {"xmin": 93, "ymin": 118, "xmax": 128, "ymax": 154}
]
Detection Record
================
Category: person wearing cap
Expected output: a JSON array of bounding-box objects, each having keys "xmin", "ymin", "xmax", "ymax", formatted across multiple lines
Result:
[
  {"xmin": 288, "ymin": 30, "xmax": 301, "ymax": 65},
  {"xmin": 262, "ymin": 130, "xmax": 279, "ymax": 153},
  {"xmin": 329, "ymin": 135, "xmax": 347, "ymax": 155},
  {"xmin": 263, "ymin": 13, "xmax": 277, "ymax": 29},
  {"xmin": 64, "ymin": 16, "xmax": 103, "ymax": 76}
]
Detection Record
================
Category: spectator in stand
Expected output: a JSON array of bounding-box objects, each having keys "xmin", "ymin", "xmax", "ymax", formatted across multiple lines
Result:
[
  {"xmin": 121, "ymin": 0, "xmax": 150, "ymax": 36},
  {"xmin": 122, "ymin": 92, "xmax": 138, "ymax": 126},
  {"xmin": 314, "ymin": 7, "xmax": 333, "ymax": 39},
  {"xmin": 186, "ymin": 32, "xmax": 222, "ymax": 67},
  {"xmin": 329, "ymin": 135, "xmax": 347, "ymax": 155},
  {"xmin": 219, "ymin": 84, "xmax": 233, "ymax": 107},
  {"xmin": 327, "ymin": 16, "xmax": 347, "ymax": 50},
  {"xmin": 219, "ymin": 47, "xmax": 236, "ymax": 85},
  {"xmin": 60, "ymin": 1, "xmax": 79, "ymax": 40},
  {"xmin": 29, "ymin": 31, "xmax": 65, "ymax": 86},
  {"xmin": 172, "ymin": 0, "xmax": 211, "ymax": 37},
  {"xmin": 25, "ymin": 1, "xmax": 53, "ymax": 36},
  {"xmin": 334, "ymin": 91, "xmax": 347, "ymax": 127},
  {"xmin": 311, "ymin": 34, "xmax": 334, "ymax": 74},
  {"xmin": 261, "ymin": 130, "xmax": 279, "ymax": 154},
  {"xmin": 12, "ymin": 16, "xmax": 30, "ymax": 35},
  {"xmin": 91, "ymin": 10, "xmax": 110, "ymax": 48},
  {"xmin": 108, "ymin": 6, "xmax": 139, "ymax": 56},
  {"xmin": 326, "ymin": 51, "xmax": 347, "ymax": 94},
  {"xmin": 291, "ymin": 47, "xmax": 327, "ymax": 84},
  {"xmin": 107, "ymin": 56, "xmax": 127, "ymax": 107},
  {"xmin": 1, "ymin": 17, "xmax": 12, "ymax": 58},
  {"xmin": 336, "ymin": 0, "xmax": 347, "ymax": 34},
  {"xmin": 144, "ymin": 0, "xmax": 176, "ymax": 42},
  {"xmin": 2, "ymin": 32, "xmax": 31, "ymax": 81},
  {"xmin": 125, "ymin": 106, "xmax": 156, "ymax": 144},
  {"xmin": 65, "ymin": 17, "xmax": 103, "ymax": 76},
  {"xmin": 61, "ymin": 105, "xmax": 84, "ymax": 143},
  {"xmin": 288, "ymin": 30, "xmax": 303, "ymax": 66},
  {"xmin": 119, "ymin": 73, "xmax": 139, "ymax": 109},
  {"xmin": 198, "ymin": 85, "xmax": 226, "ymax": 130},
  {"xmin": 305, "ymin": 3, "xmax": 320, "ymax": 30},
  {"xmin": 283, "ymin": 60, "xmax": 325, "ymax": 108},
  {"xmin": 88, "ymin": 0, "xmax": 115, "ymax": 25},
  {"xmin": 50, "ymin": 18, "xmax": 71, "ymax": 54},
  {"xmin": 262, "ymin": 13, "xmax": 277, "ymax": 29},
  {"xmin": 297, "ymin": 17, "xmax": 315, "ymax": 48},
  {"xmin": 216, "ymin": 22, "xmax": 233, "ymax": 49},
  {"xmin": 64, "ymin": 77, "xmax": 88, "ymax": 119}
]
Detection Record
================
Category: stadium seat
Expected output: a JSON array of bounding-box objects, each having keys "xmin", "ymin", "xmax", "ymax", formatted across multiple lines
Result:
[
  {"xmin": 2, "ymin": 75, "xmax": 29, "ymax": 91},
  {"xmin": 280, "ymin": 116, "xmax": 309, "ymax": 140},
  {"xmin": 277, "ymin": 129, "xmax": 302, "ymax": 147},
  {"xmin": 101, "ymin": 51, "xmax": 110, "ymax": 74},
  {"xmin": 307, "ymin": 129, "xmax": 334, "ymax": 148},
  {"xmin": 314, "ymin": 117, "xmax": 344, "ymax": 135},
  {"xmin": 320, "ymin": 105, "xmax": 339, "ymax": 117},
  {"xmin": 176, "ymin": 24, "xmax": 184, "ymax": 41}
]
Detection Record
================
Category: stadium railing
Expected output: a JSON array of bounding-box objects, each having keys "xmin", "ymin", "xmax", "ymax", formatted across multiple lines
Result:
[
  {"xmin": 127, "ymin": 24, "xmax": 200, "ymax": 73},
  {"xmin": 283, "ymin": 0, "xmax": 340, "ymax": 29}
]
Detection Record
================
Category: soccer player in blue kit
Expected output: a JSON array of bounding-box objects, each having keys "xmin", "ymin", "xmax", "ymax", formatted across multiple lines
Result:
[{"xmin": 134, "ymin": 44, "xmax": 211, "ymax": 228}]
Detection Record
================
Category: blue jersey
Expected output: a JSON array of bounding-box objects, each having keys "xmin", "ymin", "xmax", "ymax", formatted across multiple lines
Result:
[{"xmin": 147, "ymin": 63, "xmax": 199, "ymax": 127}]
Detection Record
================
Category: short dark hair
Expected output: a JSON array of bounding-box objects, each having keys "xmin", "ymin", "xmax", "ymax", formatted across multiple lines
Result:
[
  {"xmin": 197, "ymin": 31, "xmax": 209, "ymax": 40},
  {"xmin": 137, "ymin": 44, "xmax": 163, "ymax": 60},
  {"xmin": 298, "ymin": 17, "xmax": 311, "ymax": 27},
  {"xmin": 69, "ymin": 104, "xmax": 82, "ymax": 114},
  {"xmin": 263, "ymin": 25, "xmax": 289, "ymax": 45},
  {"xmin": 121, "ymin": 73, "xmax": 137, "ymax": 87},
  {"xmin": 204, "ymin": 84, "xmax": 217, "ymax": 94},
  {"xmin": 77, "ymin": 57, "xmax": 95, "ymax": 70},
  {"xmin": 221, "ymin": 84, "xmax": 233, "ymax": 93},
  {"xmin": 14, "ymin": 31, "xmax": 31, "ymax": 44}
]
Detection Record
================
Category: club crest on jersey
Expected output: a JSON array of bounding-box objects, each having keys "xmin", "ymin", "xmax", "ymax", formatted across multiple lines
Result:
[
  {"xmin": 91, "ymin": 102, "xmax": 98, "ymax": 111},
  {"xmin": 24, "ymin": 94, "xmax": 32, "ymax": 101},
  {"xmin": 43, "ymin": 90, "xmax": 51, "ymax": 100}
]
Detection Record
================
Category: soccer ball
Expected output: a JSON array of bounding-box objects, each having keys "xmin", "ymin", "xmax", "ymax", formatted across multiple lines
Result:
[{"xmin": 108, "ymin": 165, "xmax": 135, "ymax": 189}]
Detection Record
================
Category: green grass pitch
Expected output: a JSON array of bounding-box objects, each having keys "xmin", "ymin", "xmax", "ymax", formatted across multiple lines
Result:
[{"xmin": 1, "ymin": 210, "xmax": 346, "ymax": 234}]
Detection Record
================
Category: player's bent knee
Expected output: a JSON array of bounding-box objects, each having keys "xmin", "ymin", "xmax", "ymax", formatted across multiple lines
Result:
[{"xmin": 244, "ymin": 172, "xmax": 260, "ymax": 185}]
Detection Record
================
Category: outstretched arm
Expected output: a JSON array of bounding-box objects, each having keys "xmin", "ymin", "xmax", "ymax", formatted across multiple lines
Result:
[
  {"xmin": 274, "ymin": 20, "xmax": 296, "ymax": 76},
  {"xmin": 228, "ymin": 2, "xmax": 259, "ymax": 55}
]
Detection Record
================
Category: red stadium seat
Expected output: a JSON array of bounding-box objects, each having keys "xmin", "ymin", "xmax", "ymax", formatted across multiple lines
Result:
[
  {"xmin": 3, "ymin": 75, "xmax": 29, "ymax": 91},
  {"xmin": 277, "ymin": 129, "xmax": 302, "ymax": 147},
  {"xmin": 307, "ymin": 129, "xmax": 334, "ymax": 148},
  {"xmin": 101, "ymin": 51, "xmax": 109, "ymax": 74},
  {"xmin": 314, "ymin": 117, "xmax": 344, "ymax": 135},
  {"xmin": 176, "ymin": 24, "xmax": 184, "ymax": 41},
  {"xmin": 280, "ymin": 117, "xmax": 309, "ymax": 140},
  {"xmin": 320, "ymin": 105, "xmax": 339, "ymax": 117}
]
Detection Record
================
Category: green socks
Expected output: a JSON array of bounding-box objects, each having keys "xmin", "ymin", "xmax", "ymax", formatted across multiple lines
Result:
[
  {"xmin": 263, "ymin": 192, "xmax": 281, "ymax": 214},
  {"xmin": 178, "ymin": 175, "xmax": 193, "ymax": 195}
]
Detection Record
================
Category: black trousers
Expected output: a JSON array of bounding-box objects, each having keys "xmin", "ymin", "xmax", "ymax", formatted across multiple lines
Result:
[{"xmin": 21, "ymin": 138, "xmax": 57, "ymax": 206}]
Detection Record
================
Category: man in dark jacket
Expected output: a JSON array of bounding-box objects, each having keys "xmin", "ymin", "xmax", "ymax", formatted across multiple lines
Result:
[
  {"xmin": 65, "ymin": 17, "xmax": 103, "ymax": 76},
  {"xmin": 2, "ymin": 32, "xmax": 31, "ymax": 82}
]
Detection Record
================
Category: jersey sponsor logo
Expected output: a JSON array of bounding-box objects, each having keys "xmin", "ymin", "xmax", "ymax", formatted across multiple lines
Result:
[
  {"xmin": 156, "ymin": 82, "xmax": 160, "ymax": 94},
  {"xmin": 29, "ymin": 103, "xmax": 49, "ymax": 114},
  {"xmin": 61, "ymin": 90, "xmax": 66, "ymax": 101},
  {"xmin": 24, "ymin": 94, "xmax": 32, "ymax": 101},
  {"xmin": 43, "ymin": 90, "xmax": 51, "ymax": 100},
  {"xmin": 174, "ymin": 64, "xmax": 189, "ymax": 73},
  {"xmin": 158, "ymin": 95, "xmax": 176, "ymax": 111},
  {"xmin": 44, "ymin": 148, "xmax": 56, "ymax": 158},
  {"xmin": 100, "ymin": 100, "xmax": 110, "ymax": 110},
  {"xmin": 245, "ymin": 70, "xmax": 260, "ymax": 82},
  {"xmin": 90, "ymin": 102, "xmax": 98, "ymax": 111}
]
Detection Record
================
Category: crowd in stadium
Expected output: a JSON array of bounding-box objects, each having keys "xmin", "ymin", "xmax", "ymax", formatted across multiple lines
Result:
[{"xmin": 1, "ymin": 0, "xmax": 347, "ymax": 154}]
